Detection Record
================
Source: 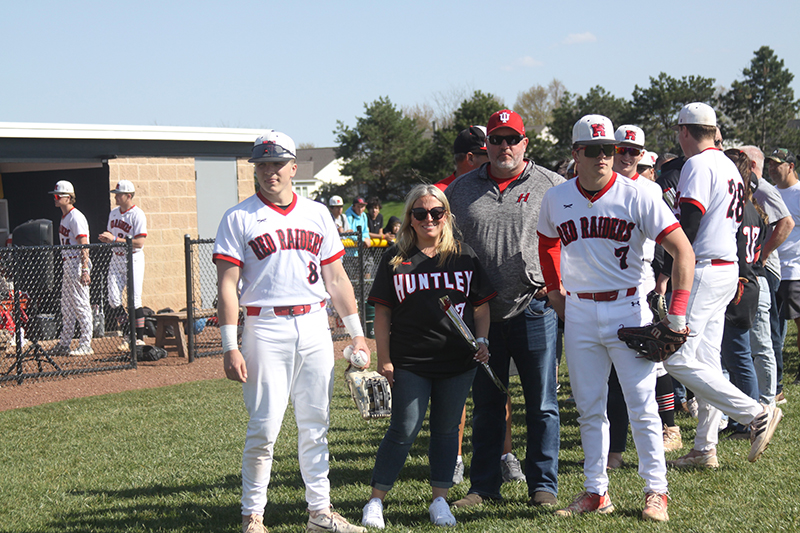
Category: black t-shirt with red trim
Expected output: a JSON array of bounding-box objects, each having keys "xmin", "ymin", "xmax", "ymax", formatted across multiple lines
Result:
[{"xmin": 368, "ymin": 242, "xmax": 496, "ymax": 379}]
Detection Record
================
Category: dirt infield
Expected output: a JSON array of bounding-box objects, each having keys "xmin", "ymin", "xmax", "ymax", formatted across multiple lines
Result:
[{"xmin": 0, "ymin": 337, "xmax": 375, "ymax": 412}]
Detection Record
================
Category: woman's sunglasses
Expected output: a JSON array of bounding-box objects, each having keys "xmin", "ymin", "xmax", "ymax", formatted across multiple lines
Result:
[{"xmin": 411, "ymin": 207, "xmax": 446, "ymax": 221}]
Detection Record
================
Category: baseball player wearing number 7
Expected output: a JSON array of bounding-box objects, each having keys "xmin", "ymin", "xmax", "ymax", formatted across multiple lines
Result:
[
  {"xmin": 214, "ymin": 131, "xmax": 367, "ymax": 533},
  {"xmin": 538, "ymin": 114, "xmax": 696, "ymax": 522},
  {"xmin": 656, "ymin": 103, "xmax": 783, "ymax": 469}
]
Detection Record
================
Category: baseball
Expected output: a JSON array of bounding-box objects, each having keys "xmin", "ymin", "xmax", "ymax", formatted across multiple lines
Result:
[{"xmin": 344, "ymin": 345, "xmax": 369, "ymax": 368}]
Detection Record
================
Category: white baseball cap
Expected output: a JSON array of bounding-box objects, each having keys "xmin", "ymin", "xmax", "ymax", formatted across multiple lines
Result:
[
  {"xmin": 638, "ymin": 151, "xmax": 658, "ymax": 168},
  {"xmin": 248, "ymin": 130, "xmax": 297, "ymax": 163},
  {"xmin": 111, "ymin": 180, "xmax": 135, "ymax": 194},
  {"xmin": 328, "ymin": 195, "xmax": 344, "ymax": 207},
  {"xmin": 49, "ymin": 180, "xmax": 75, "ymax": 195},
  {"xmin": 614, "ymin": 125, "xmax": 645, "ymax": 148},
  {"xmin": 573, "ymin": 115, "xmax": 616, "ymax": 145},
  {"xmin": 675, "ymin": 102, "xmax": 716, "ymax": 128}
]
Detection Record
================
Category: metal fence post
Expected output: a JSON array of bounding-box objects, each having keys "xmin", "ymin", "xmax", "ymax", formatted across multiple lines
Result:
[
  {"xmin": 357, "ymin": 225, "xmax": 366, "ymax": 332},
  {"xmin": 184, "ymin": 234, "xmax": 195, "ymax": 363},
  {"xmin": 126, "ymin": 236, "xmax": 137, "ymax": 368}
]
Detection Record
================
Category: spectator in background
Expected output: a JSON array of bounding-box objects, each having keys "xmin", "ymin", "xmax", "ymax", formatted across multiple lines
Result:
[
  {"xmin": 328, "ymin": 195, "xmax": 351, "ymax": 234},
  {"xmin": 382, "ymin": 216, "xmax": 401, "ymax": 243},
  {"xmin": 638, "ymin": 151, "xmax": 658, "ymax": 181},
  {"xmin": 435, "ymin": 126, "xmax": 488, "ymax": 191},
  {"xmin": 366, "ymin": 197, "xmax": 384, "ymax": 241},
  {"xmin": 741, "ymin": 145, "xmax": 793, "ymax": 405},
  {"xmin": 346, "ymin": 197, "xmax": 372, "ymax": 248},
  {"xmin": 770, "ymin": 148, "xmax": 800, "ymax": 391}
]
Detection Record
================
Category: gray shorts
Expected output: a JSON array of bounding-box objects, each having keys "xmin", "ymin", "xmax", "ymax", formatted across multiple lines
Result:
[{"xmin": 778, "ymin": 279, "xmax": 800, "ymax": 320}]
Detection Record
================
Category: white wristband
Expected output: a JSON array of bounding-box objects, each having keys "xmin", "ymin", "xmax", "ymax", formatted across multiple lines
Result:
[
  {"xmin": 220, "ymin": 324, "xmax": 238, "ymax": 352},
  {"xmin": 342, "ymin": 313, "xmax": 364, "ymax": 338}
]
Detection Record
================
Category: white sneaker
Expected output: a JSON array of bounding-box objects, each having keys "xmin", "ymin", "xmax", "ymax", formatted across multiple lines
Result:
[
  {"xmin": 429, "ymin": 496, "xmax": 456, "ymax": 527},
  {"xmin": 69, "ymin": 346, "xmax": 94, "ymax": 356},
  {"xmin": 452, "ymin": 459, "xmax": 464, "ymax": 485},
  {"xmin": 307, "ymin": 508, "xmax": 366, "ymax": 533},
  {"xmin": 501, "ymin": 453, "xmax": 526, "ymax": 483},
  {"xmin": 686, "ymin": 397, "xmax": 698, "ymax": 418},
  {"xmin": 361, "ymin": 498, "xmax": 385, "ymax": 529},
  {"xmin": 749, "ymin": 404, "xmax": 783, "ymax": 462}
]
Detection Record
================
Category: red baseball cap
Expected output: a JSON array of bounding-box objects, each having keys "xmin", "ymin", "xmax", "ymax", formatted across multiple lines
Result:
[{"xmin": 487, "ymin": 109, "xmax": 525, "ymax": 135}]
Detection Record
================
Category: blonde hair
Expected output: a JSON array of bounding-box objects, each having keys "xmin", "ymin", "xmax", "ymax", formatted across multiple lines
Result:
[{"xmin": 389, "ymin": 184, "xmax": 461, "ymax": 270}]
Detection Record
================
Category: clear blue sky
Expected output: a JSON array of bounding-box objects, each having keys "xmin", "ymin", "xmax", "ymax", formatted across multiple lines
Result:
[{"xmin": 2, "ymin": 0, "xmax": 798, "ymax": 147}]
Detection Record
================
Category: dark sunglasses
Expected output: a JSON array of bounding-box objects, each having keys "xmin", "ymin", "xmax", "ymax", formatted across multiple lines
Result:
[
  {"xmin": 487, "ymin": 134, "xmax": 525, "ymax": 146},
  {"xmin": 411, "ymin": 207, "xmax": 446, "ymax": 221},
  {"xmin": 615, "ymin": 146, "xmax": 642, "ymax": 156},
  {"xmin": 580, "ymin": 144, "xmax": 616, "ymax": 158},
  {"xmin": 714, "ymin": 139, "xmax": 723, "ymax": 147}
]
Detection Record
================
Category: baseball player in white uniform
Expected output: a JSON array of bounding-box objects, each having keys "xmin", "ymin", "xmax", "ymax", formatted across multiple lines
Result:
[
  {"xmin": 538, "ymin": 115, "xmax": 695, "ymax": 522},
  {"xmin": 214, "ymin": 130, "xmax": 367, "ymax": 533},
  {"xmin": 99, "ymin": 180, "xmax": 147, "ymax": 343},
  {"xmin": 656, "ymin": 103, "xmax": 783, "ymax": 468},
  {"xmin": 51, "ymin": 180, "xmax": 94, "ymax": 356}
]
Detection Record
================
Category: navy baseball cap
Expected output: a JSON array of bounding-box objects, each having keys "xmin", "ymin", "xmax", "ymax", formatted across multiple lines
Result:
[{"xmin": 453, "ymin": 126, "xmax": 487, "ymax": 155}]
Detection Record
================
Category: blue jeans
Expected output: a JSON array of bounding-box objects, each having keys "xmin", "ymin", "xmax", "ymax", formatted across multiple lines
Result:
[
  {"xmin": 370, "ymin": 367, "xmax": 476, "ymax": 492},
  {"xmin": 765, "ymin": 269, "xmax": 785, "ymax": 394},
  {"xmin": 721, "ymin": 321, "xmax": 758, "ymax": 432},
  {"xmin": 750, "ymin": 276, "xmax": 777, "ymax": 405},
  {"xmin": 469, "ymin": 298, "xmax": 559, "ymax": 499}
]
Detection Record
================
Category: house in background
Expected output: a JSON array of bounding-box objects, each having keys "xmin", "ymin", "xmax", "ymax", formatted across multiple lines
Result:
[{"xmin": 294, "ymin": 147, "xmax": 349, "ymax": 199}]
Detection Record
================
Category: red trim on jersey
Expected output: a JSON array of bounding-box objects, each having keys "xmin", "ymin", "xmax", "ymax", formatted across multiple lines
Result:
[
  {"xmin": 678, "ymin": 197, "xmax": 706, "ymax": 215},
  {"xmin": 120, "ymin": 205, "xmax": 137, "ymax": 214},
  {"xmin": 257, "ymin": 191, "xmax": 298, "ymax": 215},
  {"xmin": 630, "ymin": 173, "xmax": 640, "ymax": 181},
  {"xmin": 473, "ymin": 291, "xmax": 498, "ymax": 306},
  {"xmin": 212, "ymin": 253, "xmax": 243, "ymax": 267},
  {"xmin": 655, "ymin": 222, "xmax": 681, "ymax": 244},
  {"xmin": 537, "ymin": 232, "xmax": 562, "ymax": 293},
  {"xmin": 368, "ymin": 296, "xmax": 393, "ymax": 309},
  {"xmin": 62, "ymin": 207, "xmax": 75, "ymax": 219},
  {"xmin": 75, "ymin": 234, "xmax": 88, "ymax": 239},
  {"xmin": 134, "ymin": 233, "xmax": 147, "ymax": 238},
  {"xmin": 700, "ymin": 147, "xmax": 722, "ymax": 154},
  {"xmin": 488, "ymin": 165, "xmax": 523, "ymax": 193},
  {"xmin": 434, "ymin": 173, "xmax": 456, "ymax": 191},
  {"xmin": 575, "ymin": 172, "xmax": 617, "ymax": 203},
  {"xmin": 320, "ymin": 248, "xmax": 345, "ymax": 266}
]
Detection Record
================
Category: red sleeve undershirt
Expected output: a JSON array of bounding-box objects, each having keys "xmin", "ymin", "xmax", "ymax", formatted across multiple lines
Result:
[{"xmin": 537, "ymin": 233, "xmax": 562, "ymax": 293}]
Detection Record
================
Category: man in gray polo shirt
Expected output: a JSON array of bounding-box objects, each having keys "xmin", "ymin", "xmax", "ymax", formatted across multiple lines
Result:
[{"xmin": 448, "ymin": 109, "xmax": 564, "ymax": 508}]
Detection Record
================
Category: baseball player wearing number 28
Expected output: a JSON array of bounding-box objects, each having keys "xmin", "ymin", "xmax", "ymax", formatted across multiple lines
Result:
[
  {"xmin": 538, "ymin": 115, "xmax": 696, "ymax": 522},
  {"xmin": 656, "ymin": 103, "xmax": 783, "ymax": 469},
  {"xmin": 213, "ymin": 131, "xmax": 368, "ymax": 533}
]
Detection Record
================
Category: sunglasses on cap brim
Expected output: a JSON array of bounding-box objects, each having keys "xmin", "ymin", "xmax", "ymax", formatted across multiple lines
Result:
[
  {"xmin": 578, "ymin": 144, "xmax": 616, "ymax": 158},
  {"xmin": 411, "ymin": 207, "xmax": 446, "ymax": 221},
  {"xmin": 249, "ymin": 143, "xmax": 295, "ymax": 162}
]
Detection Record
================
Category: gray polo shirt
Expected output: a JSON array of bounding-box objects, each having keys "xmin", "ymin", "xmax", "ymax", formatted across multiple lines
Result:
[
  {"xmin": 446, "ymin": 160, "xmax": 565, "ymax": 320},
  {"xmin": 753, "ymin": 176, "xmax": 790, "ymax": 278}
]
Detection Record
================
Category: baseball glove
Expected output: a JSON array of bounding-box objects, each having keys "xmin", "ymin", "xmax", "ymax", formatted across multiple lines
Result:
[
  {"xmin": 344, "ymin": 365, "xmax": 392, "ymax": 420},
  {"xmin": 646, "ymin": 290, "xmax": 668, "ymax": 322},
  {"xmin": 617, "ymin": 322, "xmax": 690, "ymax": 363}
]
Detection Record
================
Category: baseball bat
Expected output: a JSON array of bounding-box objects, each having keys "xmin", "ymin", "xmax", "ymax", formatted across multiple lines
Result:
[{"xmin": 439, "ymin": 295, "xmax": 509, "ymax": 395}]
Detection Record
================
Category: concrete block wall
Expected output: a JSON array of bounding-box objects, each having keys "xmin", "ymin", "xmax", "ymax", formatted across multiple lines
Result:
[
  {"xmin": 108, "ymin": 157, "xmax": 198, "ymax": 312},
  {"xmin": 236, "ymin": 158, "xmax": 256, "ymax": 202}
]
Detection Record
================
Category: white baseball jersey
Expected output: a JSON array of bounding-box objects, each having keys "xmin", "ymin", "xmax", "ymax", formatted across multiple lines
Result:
[
  {"xmin": 775, "ymin": 182, "xmax": 800, "ymax": 280},
  {"xmin": 675, "ymin": 148, "xmax": 743, "ymax": 262},
  {"xmin": 625, "ymin": 173, "xmax": 662, "ymax": 290},
  {"xmin": 538, "ymin": 173, "xmax": 680, "ymax": 293},
  {"xmin": 213, "ymin": 192, "xmax": 345, "ymax": 307},
  {"xmin": 107, "ymin": 205, "xmax": 147, "ymax": 253},
  {"xmin": 58, "ymin": 207, "xmax": 89, "ymax": 250}
]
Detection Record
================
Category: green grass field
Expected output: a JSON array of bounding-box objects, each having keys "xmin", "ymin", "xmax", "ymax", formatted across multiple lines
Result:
[{"xmin": 1, "ymin": 326, "xmax": 798, "ymax": 532}]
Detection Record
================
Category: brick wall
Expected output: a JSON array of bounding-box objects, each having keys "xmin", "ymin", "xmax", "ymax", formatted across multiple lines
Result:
[{"xmin": 108, "ymin": 157, "xmax": 198, "ymax": 312}]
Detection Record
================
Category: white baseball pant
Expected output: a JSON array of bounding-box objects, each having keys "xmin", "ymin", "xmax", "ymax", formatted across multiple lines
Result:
[
  {"xmin": 108, "ymin": 252, "xmax": 145, "ymax": 309},
  {"xmin": 663, "ymin": 262, "xmax": 763, "ymax": 451},
  {"xmin": 60, "ymin": 257, "xmax": 93, "ymax": 349},
  {"xmin": 240, "ymin": 307, "xmax": 334, "ymax": 516},
  {"xmin": 565, "ymin": 291, "xmax": 667, "ymax": 495}
]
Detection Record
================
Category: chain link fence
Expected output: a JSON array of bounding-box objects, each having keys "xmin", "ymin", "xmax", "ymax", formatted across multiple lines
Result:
[
  {"xmin": 184, "ymin": 228, "xmax": 389, "ymax": 359},
  {"xmin": 1, "ymin": 239, "xmax": 137, "ymax": 385}
]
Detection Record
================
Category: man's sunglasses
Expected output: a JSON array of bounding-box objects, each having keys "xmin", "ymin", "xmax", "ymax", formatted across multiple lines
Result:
[
  {"xmin": 487, "ymin": 134, "xmax": 525, "ymax": 146},
  {"xmin": 579, "ymin": 144, "xmax": 616, "ymax": 158},
  {"xmin": 615, "ymin": 146, "xmax": 642, "ymax": 157},
  {"xmin": 411, "ymin": 207, "xmax": 446, "ymax": 221}
]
